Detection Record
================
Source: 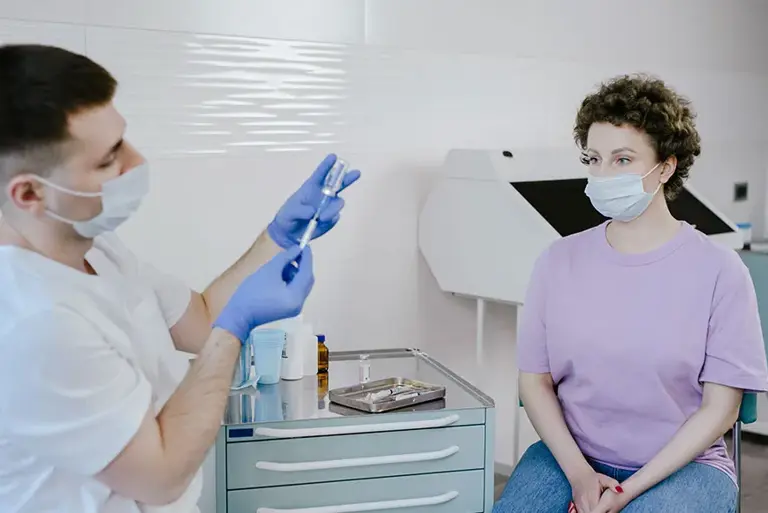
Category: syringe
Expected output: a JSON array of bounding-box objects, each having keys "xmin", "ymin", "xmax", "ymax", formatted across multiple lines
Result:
[
  {"xmin": 298, "ymin": 158, "xmax": 350, "ymax": 249},
  {"xmin": 282, "ymin": 158, "xmax": 350, "ymax": 283},
  {"xmin": 298, "ymin": 195, "xmax": 330, "ymax": 250}
]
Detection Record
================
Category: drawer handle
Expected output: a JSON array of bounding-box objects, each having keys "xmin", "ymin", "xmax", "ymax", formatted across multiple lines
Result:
[
  {"xmin": 256, "ymin": 490, "xmax": 459, "ymax": 513},
  {"xmin": 255, "ymin": 445, "xmax": 459, "ymax": 472},
  {"xmin": 253, "ymin": 414, "xmax": 460, "ymax": 439}
]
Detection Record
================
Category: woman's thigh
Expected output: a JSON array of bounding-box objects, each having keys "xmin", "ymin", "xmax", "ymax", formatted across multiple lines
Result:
[
  {"xmin": 493, "ymin": 441, "xmax": 571, "ymax": 513},
  {"xmin": 623, "ymin": 462, "xmax": 737, "ymax": 513}
]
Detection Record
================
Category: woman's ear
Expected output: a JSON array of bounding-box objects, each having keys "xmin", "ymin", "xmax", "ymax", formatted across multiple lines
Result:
[{"xmin": 659, "ymin": 156, "xmax": 678, "ymax": 184}]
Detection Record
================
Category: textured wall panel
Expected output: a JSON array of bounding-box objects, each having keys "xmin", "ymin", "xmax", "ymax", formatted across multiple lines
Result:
[
  {"xmin": 87, "ymin": 27, "xmax": 358, "ymax": 158},
  {"xmin": 84, "ymin": 0, "xmax": 364, "ymax": 44}
]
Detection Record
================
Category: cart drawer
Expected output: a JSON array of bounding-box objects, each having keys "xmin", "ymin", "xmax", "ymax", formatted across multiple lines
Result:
[
  {"xmin": 227, "ymin": 470, "xmax": 485, "ymax": 513},
  {"xmin": 227, "ymin": 425, "xmax": 484, "ymax": 489}
]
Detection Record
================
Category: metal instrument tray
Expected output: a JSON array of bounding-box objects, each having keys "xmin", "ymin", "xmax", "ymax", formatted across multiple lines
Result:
[{"xmin": 329, "ymin": 377, "xmax": 446, "ymax": 413}]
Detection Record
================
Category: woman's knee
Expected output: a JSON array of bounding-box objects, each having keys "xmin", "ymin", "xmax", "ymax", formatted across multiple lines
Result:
[
  {"xmin": 493, "ymin": 441, "xmax": 572, "ymax": 513},
  {"xmin": 623, "ymin": 463, "xmax": 736, "ymax": 513}
]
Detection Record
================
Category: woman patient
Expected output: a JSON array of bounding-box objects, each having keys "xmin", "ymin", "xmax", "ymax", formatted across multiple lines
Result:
[{"xmin": 494, "ymin": 75, "xmax": 768, "ymax": 513}]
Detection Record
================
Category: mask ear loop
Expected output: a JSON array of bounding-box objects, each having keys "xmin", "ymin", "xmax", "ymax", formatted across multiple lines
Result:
[
  {"xmin": 43, "ymin": 209, "xmax": 79, "ymax": 226},
  {"xmin": 32, "ymin": 176, "xmax": 103, "ymax": 226},
  {"xmin": 640, "ymin": 162, "xmax": 662, "ymax": 180},
  {"xmin": 33, "ymin": 175, "xmax": 103, "ymax": 198},
  {"xmin": 642, "ymin": 162, "xmax": 665, "ymax": 196}
]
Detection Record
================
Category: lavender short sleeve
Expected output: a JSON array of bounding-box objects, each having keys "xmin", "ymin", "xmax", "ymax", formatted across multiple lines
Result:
[
  {"xmin": 517, "ymin": 248, "xmax": 552, "ymax": 374},
  {"xmin": 700, "ymin": 250, "xmax": 768, "ymax": 392}
]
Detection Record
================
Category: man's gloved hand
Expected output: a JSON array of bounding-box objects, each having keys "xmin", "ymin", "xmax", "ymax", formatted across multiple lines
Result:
[
  {"xmin": 267, "ymin": 154, "xmax": 361, "ymax": 249},
  {"xmin": 213, "ymin": 246, "xmax": 314, "ymax": 343}
]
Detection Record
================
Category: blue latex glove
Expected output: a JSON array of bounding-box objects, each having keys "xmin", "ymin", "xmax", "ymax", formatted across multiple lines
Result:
[
  {"xmin": 213, "ymin": 246, "xmax": 314, "ymax": 343},
  {"xmin": 267, "ymin": 154, "xmax": 361, "ymax": 249}
]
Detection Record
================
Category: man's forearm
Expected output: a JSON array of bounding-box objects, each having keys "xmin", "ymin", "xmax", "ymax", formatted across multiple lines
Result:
[
  {"xmin": 169, "ymin": 231, "xmax": 282, "ymax": 355},
  {"xmin": 156, "ymin": 328, "xmax": 241, "ymax": 498},
  {"xmin": 202, "ymin": 230, "xmax": 281, "ymax": 320},
  {"xmin": 97, "ymin": 328, "xmax": 241, "ymax": 505},
  {"xmin": 621, "ymin": 384, "xmax": 741, "ymax": 501},
  {"xmin": 519, "ymin": 373, "xmax": 592, "ymax": 481}
]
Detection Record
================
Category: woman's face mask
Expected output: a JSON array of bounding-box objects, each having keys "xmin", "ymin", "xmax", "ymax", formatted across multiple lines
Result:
[
  {"xmin": 584, "ymin": 162, "xmax": 662, "ymax": 222},
  {"xmin": 35, "ymin": 163, "xmax": 150, "ymax": 238}
]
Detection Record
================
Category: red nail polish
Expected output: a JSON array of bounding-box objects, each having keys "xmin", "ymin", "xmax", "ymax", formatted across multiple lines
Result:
[{"xmin": 616, "ymin": 485, "xmax": 624, "ymax": 493}]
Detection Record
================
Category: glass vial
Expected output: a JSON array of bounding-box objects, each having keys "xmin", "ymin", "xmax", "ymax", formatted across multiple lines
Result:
[
  {"xmin": 359, "ymin": 354, "xmax": 370, "ymax": 383},
  {"xmin": 317, "ymin": 334, "xmax": 329, "ymax": 374}
]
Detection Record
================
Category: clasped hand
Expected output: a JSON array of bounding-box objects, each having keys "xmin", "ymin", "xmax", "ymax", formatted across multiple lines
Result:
[
  {"xmin": 569, "ymin": 470, "xmax": 628, "ymax": 513},
  {"xmin": 587, "ymin": 489, "xmax": 628, "ymax": 513}
]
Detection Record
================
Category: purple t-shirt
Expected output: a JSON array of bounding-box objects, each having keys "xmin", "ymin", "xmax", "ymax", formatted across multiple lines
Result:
[{"xmin": 518, "ymin": 221, "xmax": 768, "ymax": 482}]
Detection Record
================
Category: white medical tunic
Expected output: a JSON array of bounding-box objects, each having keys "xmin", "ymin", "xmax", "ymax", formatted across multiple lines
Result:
[{"xmin": 0, "ymin": 233, "xmax": 202, "ymax": 513}]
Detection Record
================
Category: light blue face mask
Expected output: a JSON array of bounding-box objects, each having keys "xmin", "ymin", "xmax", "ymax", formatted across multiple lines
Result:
[
  {"xmin": 37, "ymin": 163, "xmax": 150, "ymax": 238},
  {"xmin": 584, "ymin": 163, "xmax": 662, "ymax": 222}
]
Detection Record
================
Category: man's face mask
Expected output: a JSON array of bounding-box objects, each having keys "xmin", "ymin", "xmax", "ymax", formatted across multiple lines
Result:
[{"xmin": 35, "ymin": 163, "xmax": 150, "ymax": 238}]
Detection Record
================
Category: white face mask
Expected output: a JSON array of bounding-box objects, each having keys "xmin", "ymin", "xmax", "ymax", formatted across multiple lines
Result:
[
  {"xmin": 584, "ymin": 163, "xmax": 662, "ymax": 222},
  {"xmin": 37, "ymin": 163, "xmax": 150, "ymax": 238}
]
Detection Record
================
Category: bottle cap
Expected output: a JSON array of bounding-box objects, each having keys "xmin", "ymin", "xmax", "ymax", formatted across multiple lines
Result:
[{"xmin": 317, "ymin": 334, "xmax": 326, "ymax": 343}]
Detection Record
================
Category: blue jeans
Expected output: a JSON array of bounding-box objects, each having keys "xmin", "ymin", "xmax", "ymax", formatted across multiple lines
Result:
[{"xmin": 493, "ymin": 441, "xmax": 737, "ymax": 513}]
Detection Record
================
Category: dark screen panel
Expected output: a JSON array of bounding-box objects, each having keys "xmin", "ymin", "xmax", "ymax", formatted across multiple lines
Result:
[
  {"xmin": 510, "ymin": 178, "xmax": 734, "ymax": 237},
  {"xmin": 668, "ymin": 188, "xmax": 733, "ymax": 235}
]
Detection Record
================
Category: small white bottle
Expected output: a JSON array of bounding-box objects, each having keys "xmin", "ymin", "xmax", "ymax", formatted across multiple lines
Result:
[
  {"xmin": 280, "ymin": 318, "xmax": 304, "ymax": 381},
  {"xmin": 302, "ymin": 321, "xmax": 318, "ymax": 376},
  {"xmin": 280, "ymin": 379, "xmax": 304, "ymax": 420}
]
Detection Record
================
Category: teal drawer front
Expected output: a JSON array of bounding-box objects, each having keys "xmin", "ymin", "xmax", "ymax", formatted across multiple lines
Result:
[
  {"xmin": 226, "ymin": 409, "xmax": 485, "ymax": 442},
  {"xmin": 227, "ymin": 470, "xmax": 485, "ymax": 513},
  {"xmin": 227, "ymin": 425, "xmax": 485, "ymax": 489}
]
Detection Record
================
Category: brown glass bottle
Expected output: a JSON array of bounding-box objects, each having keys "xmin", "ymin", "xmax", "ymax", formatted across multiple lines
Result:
[
  {"xmin": 317, "ymin": 371, "xmax": 328, "ymax": 410},
  {"xmin": 317, "ymin": 334, "xmax": 329, "ymax": 373}
]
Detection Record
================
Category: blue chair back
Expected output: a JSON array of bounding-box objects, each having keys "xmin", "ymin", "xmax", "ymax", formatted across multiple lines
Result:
[{"xmin": 736, "ymin": 250, "xmax": 768, "ymax": 424}]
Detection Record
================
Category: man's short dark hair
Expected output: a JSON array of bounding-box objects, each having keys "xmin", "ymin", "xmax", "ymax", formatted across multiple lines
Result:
[{"xmin": 0, "ymin": 44, "xmax": 117, "ymax": 185}]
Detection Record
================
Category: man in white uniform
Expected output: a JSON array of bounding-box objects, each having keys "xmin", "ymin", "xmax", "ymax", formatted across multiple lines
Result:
[{"xmin": 0, "ymin": 44, "xmax": 360, "ymax": 512}]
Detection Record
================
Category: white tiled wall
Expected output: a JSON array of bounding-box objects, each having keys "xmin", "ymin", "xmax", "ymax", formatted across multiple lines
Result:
[
  {"xmin": 366, "ymin": 0, "xmax": 768, "ymax": 73},
  {"xmin": 0, "ymin": 18, "xmax": 84, "ymax": 51},
  {"xmin": 2, "ymin": 1, "xmax": 768, "ymax": 509},
  {"xmin": 85, "ymin": 0, "xmax": 366, "ymax": 44},
  {"xmin": 0, "ymin": 0, "xmax": 86, "ymax": 24}
]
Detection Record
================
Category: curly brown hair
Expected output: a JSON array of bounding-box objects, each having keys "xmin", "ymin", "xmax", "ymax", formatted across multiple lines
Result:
[{"xmin": 573, "ymin": 74, "xmax": 701, "ymax": 200}]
